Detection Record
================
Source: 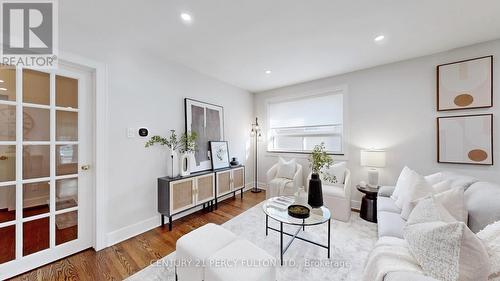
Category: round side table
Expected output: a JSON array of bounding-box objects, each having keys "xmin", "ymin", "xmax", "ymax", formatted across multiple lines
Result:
[{"xmin": 356, "ymin": 185, "xmax": 379, "ymax": 223}]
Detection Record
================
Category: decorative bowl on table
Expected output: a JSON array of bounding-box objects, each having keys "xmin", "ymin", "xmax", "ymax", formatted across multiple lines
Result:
[{"xmin": 288, "ymin": 205, "xmax": 310, "ymax": 219}]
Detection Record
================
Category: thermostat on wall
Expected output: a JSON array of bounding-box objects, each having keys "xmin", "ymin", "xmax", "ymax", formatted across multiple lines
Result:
[{"xmin": 138, "ymin": 128, "xmax": 149, "ymax": 137}]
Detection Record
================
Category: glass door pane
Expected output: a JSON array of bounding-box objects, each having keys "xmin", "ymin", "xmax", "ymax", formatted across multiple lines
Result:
[
  {"xmin": 0, "ymin": 104, "xmax": 16, "ymax": 141},
  {"xmin": 0, "ymin": 225, "xmax": 15, "ymax": 264},
  {"xmin": 23, "ymin": 69, "xmax": 49, "ymax": 105},
  {"xmin": 0, "ymin": 146, "xmax": 15, "ymax": 182},
  {"xmin": 0, "ymin": 65, "xmax": 16, "ymax": 102}
]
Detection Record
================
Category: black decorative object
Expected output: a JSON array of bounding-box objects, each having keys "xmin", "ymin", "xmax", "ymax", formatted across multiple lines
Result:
[
  {"xmin": 230, "ymin": 157, "xmax": 239, "ymax": 166},
  {"xmin": 288, "ymin": 205, "xmax": 310, "ymax": 219},
  {"xmin": 308, "ymin": 173, "xmax": 323, "ymax": 208}
]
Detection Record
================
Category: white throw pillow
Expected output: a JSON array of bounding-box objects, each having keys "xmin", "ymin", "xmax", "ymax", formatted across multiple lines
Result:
[
  {"xmin": 391, "ymin": 166, "xmax": 414, "ymax": 201},
  {"xmin": 406, "ymin": 197, "xmax": 457, "ymax": 226},
  {"xmin": 404, "ymin": 220, "xmax": 490, "ymax": 281},
  {"xmin": 403, "ymin": 186, "xmax": 467, "ymax": 222},
  {"xmin": 434, "ymin": 187, "xmax": 467, "ymax": 223},
  {"xmin": 276, "ymin": 158, "xmax": 296, "ymax": 180},
  {"xmin": 425, "ymin": 172, "xmax": 444, "ymax": 186},
  {"xmin": 398, "ymin": 172, "xmax": 434, "ymax": 220},
  {"xmin": 432, "ymin": 180, "xmax": 453, "ymax": 193},
  {"xmin": 320, "ymin": 162, "xmax": 346, "ymax": 185},
  {"xmin": 396, "ymin": 169, "xmax": 434, "ymax": 212},
  {"xmin": 477, "ymin": 221, "xmax": 500, "ymax": 278}
]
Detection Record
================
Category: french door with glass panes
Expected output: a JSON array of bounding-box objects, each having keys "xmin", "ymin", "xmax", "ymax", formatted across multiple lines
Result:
[{"xmin": 0, "ymin": 63, "xmax": 93, "ymax": 279}]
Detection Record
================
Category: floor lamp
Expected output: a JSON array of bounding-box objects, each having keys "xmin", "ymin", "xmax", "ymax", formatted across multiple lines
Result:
[{"xmin": 251, "ymin": 117, "xmax": 262, "ymax": 193}]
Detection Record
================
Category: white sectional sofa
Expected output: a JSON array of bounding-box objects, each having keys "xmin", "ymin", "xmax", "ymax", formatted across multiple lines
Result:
[{"xmin": 373, "ymin": 172, "xmax": 500, "ymax": 281}]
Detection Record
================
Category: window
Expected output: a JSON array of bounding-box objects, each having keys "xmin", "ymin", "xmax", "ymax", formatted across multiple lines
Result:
[{"xmin": 267, "ymin": 92, "xmax": 344, "ymax": 154}]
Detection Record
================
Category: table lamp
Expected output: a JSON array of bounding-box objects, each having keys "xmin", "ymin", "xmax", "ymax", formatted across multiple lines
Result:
[{"xmin": 360, "ymin": 149, "xmax": 386, "ymax": 188}]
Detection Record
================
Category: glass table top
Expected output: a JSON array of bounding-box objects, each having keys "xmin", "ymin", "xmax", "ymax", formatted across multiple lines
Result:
[{"xmin": 262, "ymin": 196, "xmax": 331, "ymax": 226}]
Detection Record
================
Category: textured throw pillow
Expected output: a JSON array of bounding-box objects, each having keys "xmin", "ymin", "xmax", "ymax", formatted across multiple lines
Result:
[
  {"xmin": 477, "ymin": 221, "xmax": 500, "ymax": 278},
  {"xmin": 404, "ymin": 221, "xmax": 490, "ymax": 281},
  {"xmin": 391, "ymin": 166, "xmax": 412, "ymax": 201},
  {"xmin": 396, "ymin": 170, "xmax": 434, "ymax": 213},
  {"xmin": 320, "ymin": 162, "xmax": 346, "ymax": 185},
  {"xmin": 441, "ymin": 171, "xmax": 478, "ymax": 190},
  {"xmin": 432, "ymin": 180, "xmax": 453, "ymax": 193},
  {"xmin": 276, "ymin": 158, "xmax": 296, "ymax": 180},
  {"xmin": 406, "ymin": 197, "xmax": 456, "ymax": 226}
]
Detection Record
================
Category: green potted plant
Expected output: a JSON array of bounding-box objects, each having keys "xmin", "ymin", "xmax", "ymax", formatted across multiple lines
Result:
[
  {"xmin": 145, "ymin": 130, "xmax": 181, "ymax": 177},
  {"xmin": 179, "ymin": 132, "xmax": 197, "ymax": 176},
  {"xmin": 308, "ymin": 142, "xmax": 333, "ymax": 208}
]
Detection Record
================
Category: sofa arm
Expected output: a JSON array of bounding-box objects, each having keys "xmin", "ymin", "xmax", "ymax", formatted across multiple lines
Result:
[{"xmin": 378, "ymin": 186, "xmax": 396, "ymax": 198}]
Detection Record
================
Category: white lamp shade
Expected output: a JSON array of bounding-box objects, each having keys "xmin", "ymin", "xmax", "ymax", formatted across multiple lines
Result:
[{"xmin": 361, "ymin": 150, "xmax": 386, "ymax": 168}]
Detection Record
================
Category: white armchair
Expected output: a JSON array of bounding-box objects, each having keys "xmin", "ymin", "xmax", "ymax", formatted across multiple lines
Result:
[
  {"xmin": 307, "ymin": 168, "xmax": 351, "ymax": 222},
  {"xmin": 266, "ymin": 161, "xmax": 303, "ymax": 199}
]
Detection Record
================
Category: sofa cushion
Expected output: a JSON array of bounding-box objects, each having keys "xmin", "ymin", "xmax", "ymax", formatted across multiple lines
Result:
[
  {"xmin": 397, "ymin": 171, "xmax": 434, "ymax": 217},
  {"xmin": 465, "ymin": 181, "xmax": 500, "ymax": 233},
  {"xmin": 403, "ymin": 187, "xmax": 467, "ymax": 222},
  {"xmin": 377, "ymin": 196, "xmax": 402, "ymax": 214},
  {"xmin": 377, "ymin": 211, "xmax": 405, "ymax": 239}
]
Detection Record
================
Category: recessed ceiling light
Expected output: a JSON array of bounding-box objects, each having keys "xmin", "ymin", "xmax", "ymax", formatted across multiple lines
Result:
[
  {"xmin": 0, "ymin": 88, "xmax": 7, "ymax": 91},
  {"xmin": 180, "ymin": 13, "xmax": 192, "ymax": 23},
  {"xmin": 374, "ymin": 35, "xmax": 385, "ymax": 42},
  {"xmin": 0, "ymin": 80, "xmax": 4, "ymax": 83},
  {"xmin": 265, "ymin": 70, "xmax": 272, "ymax": 74}
]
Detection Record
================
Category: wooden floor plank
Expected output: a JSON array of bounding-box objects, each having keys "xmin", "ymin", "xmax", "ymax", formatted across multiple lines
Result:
[{"xmin": 8, "ymin": 190, "xmax": 265, "ymax": 281}]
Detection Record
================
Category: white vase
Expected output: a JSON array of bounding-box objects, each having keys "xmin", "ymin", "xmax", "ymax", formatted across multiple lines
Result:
[
  {"xmin": 167, "ymin": 149, "xmax": 180, "ymax": 178},
  {"xmin": 180, "ymin": 152, "xmax": 192, "ymax": 177}
]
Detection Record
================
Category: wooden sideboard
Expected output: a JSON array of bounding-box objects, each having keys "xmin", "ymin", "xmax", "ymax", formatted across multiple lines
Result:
[{"xmin": 158, "ymin": 165, "xmax": 245, "ymax": 230}]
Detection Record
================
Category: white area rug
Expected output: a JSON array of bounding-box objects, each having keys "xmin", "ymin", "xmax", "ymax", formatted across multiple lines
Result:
[{"xmin": 126, "ymin": 202, "xmax": 378, "ymax": 281}]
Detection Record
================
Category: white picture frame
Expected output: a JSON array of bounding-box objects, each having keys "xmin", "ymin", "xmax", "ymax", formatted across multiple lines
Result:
[{"xmin": 210, "ymin": 141, "xmax": 230, "ymax": 170}]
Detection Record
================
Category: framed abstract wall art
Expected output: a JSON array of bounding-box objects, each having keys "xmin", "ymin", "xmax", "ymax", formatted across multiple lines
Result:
[
  {"xmin": 437, "ymin": 56, "xmax": 493, "ymax": 111},
  {"xmin": 209, "ymin": 141, "xmax": 230, "ymax": 170},
  {"xmin": 437, "ymin": 114, "xmax": 493, "ymax": 165},
  {"xmin": 185, "ymin": 98, "xmax": 224, "ymax": 172}
]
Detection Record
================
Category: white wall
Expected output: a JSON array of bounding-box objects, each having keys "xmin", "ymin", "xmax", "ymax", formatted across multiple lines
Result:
[
  {"xmin": 255, "ymin": 39, "xmax": 500, "ymax": 207},
  {"xmin": 60, "ymin": 24, "xmax": 254, "ymax": 246}
]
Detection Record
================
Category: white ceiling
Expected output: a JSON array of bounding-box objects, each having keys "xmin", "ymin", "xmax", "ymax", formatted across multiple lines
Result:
[{"xmin": 61, "ymin": 0, "xmax": 500, "ymax": 92}]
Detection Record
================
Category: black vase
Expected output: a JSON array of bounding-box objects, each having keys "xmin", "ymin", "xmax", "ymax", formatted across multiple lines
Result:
[
  {"xmin": 230, "ymin": 157, "xmax": 239, "ymax": 166},
  {"xmin": 308, "ymin": 173, "xmax": 323, "ymax": 208}
]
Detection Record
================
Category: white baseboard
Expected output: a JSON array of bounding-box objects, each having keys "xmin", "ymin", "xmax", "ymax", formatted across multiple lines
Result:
[
  {"xmin": 106, "ymin": 216, "xmax": 160, "ymax": 247},
  {"xmin": 106, "ymin": 181, "xmax": 257, "ymax": 247},
  {"xmin": 351, "ymin": 200, "xmax": 361, "ymax": 211}
]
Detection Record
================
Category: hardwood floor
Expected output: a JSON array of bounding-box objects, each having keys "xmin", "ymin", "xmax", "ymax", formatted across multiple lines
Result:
[{"xmin": 9, "ymin": 190, "xmax": 266, "ymax": 281}]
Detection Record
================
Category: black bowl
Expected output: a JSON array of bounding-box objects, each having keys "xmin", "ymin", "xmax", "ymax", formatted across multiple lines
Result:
[{"xmin": 288, "ymin": 205, "xmax": 310, "ymax": 219}]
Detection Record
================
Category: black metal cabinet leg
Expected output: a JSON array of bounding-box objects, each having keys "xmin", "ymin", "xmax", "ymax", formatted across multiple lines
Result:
[
  {"xmin": 265, "ymin": 215, "xmax": 268, "ymax": 236},
  {"xmin": 280, "ymin": 222, "xmax": 283, "ymax": 266},
  {"xmin": 327, "ymin": 219, "xmax": 331, "ymax": 259},
  {"xmin": 241, "ymin": 189, "xmax": 243, "ymax": 199},
  {"xmin": 161, "ymin": 215, "xmax": 165, "ymax": 226},
  {"xmin": 215, "ymin": 198, "xmax": 218, "ymax": 210},
  {"xmin": 169, "ymin": 216, "xmax": 172, "ymax": 231}
]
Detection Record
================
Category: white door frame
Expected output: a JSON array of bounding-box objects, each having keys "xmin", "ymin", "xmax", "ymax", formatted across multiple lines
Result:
[{"xmin": 59, "ymin": 52, "xmax": 109, "ymax": 251}]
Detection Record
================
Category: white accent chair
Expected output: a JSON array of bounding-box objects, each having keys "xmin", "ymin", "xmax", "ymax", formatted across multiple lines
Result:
[
  {"xmin": 307, "ymin": 168, "xmax": 351, "ymax": 222},
  {"xmin": 266, "ymin": 160, "xmax": 303, "ymax": 199}
]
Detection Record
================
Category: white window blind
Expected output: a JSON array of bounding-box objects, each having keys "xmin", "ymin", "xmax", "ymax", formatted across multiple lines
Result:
[{"xmin": 268, "ymin": 93, "xmax": 344, "ymax": 153}]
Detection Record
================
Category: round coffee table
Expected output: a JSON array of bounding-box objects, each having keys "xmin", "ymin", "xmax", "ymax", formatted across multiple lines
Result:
[
  {"xmin": 262, "ymin": 197, "xmax": 331, "ymax": 266},
  {"xmin": 356, "ymin": 185, "xmax": 379, "ymax": 223}
]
